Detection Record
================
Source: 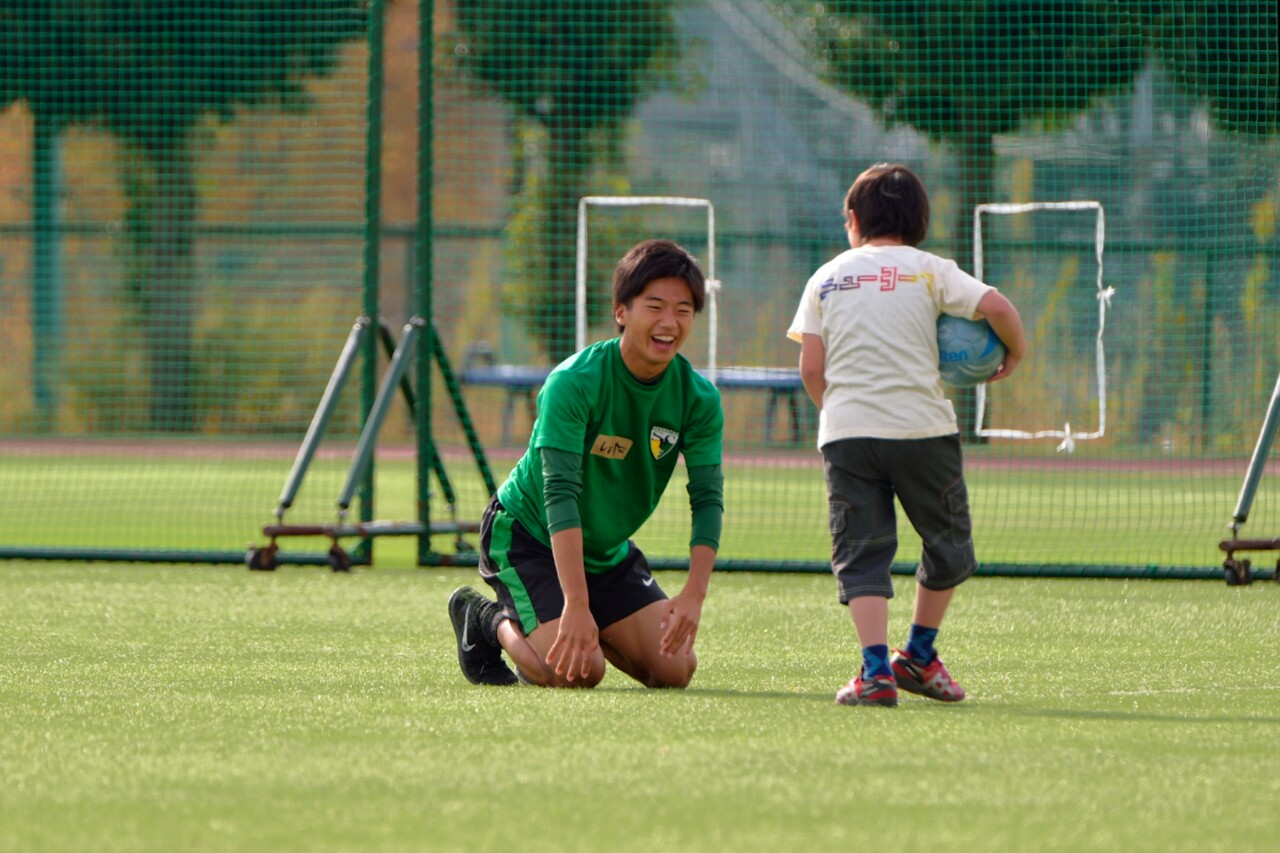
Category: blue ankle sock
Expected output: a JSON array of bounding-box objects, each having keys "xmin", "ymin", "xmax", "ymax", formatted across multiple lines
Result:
[
  {"xmin": 861, "ymin": 644, "xmax": 892, "ymax": 678},
  {"xmin": 906, "ymin": 625, "xmax": 939, "ymax": 664}
]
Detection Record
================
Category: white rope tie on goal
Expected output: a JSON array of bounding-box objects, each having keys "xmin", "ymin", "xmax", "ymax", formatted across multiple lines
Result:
[{"xmin": 1057, "ymin": 424, "xmax": 1075, "ymax": 454}]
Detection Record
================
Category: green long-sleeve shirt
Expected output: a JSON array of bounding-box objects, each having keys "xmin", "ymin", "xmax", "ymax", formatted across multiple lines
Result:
[{"xmin": 496, "ymin": 338, "xmax": 725, "ymax": 570}]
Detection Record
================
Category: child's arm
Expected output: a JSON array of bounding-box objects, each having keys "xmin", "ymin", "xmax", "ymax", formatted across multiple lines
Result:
[
  {"xmin": 798, "ymin": 333, "xmax": 827, "ymax": 408},
  {"xmin": 974, "ymin": 289, "xmax": 1027, "ymax": 382}
]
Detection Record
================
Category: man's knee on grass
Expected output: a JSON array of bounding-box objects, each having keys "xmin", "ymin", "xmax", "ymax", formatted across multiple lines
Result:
[
  {"xmin": 645, "ymin": 654, "xmax": 697, "ymax": 689},
  {"xmin": 520, "ymin": 662, "xmax": 607, "ymax": 689},
  {"xmin": 610, "ymin": 645, "xmax": 697, "ymax": 689},
  {"xmin": 511, "ymin": 622, "xmax": 609, "ymax": 688}
]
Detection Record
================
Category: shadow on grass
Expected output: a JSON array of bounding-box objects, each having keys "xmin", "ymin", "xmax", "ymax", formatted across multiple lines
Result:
[
  {"xmin": 575, "ymin": 684, "xmax": 835, "ymax": 702},
  {"xmin": 537, "ymin": 686, "xmax": 1280, "ymax": 724},
  {"xmin": 587, "ymin": 685, "xmax": 976, "ymax": 705}
]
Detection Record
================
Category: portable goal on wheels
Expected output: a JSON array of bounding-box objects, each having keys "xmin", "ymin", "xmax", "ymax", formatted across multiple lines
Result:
[{"xmin": 1218, "ymin": 369, "xmax": 1280, "ymax": 586}]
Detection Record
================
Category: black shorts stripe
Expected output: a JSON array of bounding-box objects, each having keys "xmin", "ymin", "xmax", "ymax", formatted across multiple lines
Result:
[{"xmin": 477, "ymin": 496, "xmax": 668, "ymax": 633}]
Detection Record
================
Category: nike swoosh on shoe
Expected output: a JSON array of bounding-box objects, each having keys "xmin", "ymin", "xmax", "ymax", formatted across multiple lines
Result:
[{"xmin": 460, "ymin": 603, "xmax": 477, "ymax": 651}]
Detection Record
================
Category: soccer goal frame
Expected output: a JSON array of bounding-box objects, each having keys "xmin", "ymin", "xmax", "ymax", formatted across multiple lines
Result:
[
  {"xmin": 972, "ymin": 201, "xmax": 1113, "ymax": 451},
  {"xmin": 576, "ymin": 196, "xmax": 722, "ymax": 380}
]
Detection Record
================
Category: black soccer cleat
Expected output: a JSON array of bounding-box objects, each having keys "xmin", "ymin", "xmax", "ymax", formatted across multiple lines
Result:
[{"xmin": 447, "ymin": 586, "xmax": 517, "ymax": 686}]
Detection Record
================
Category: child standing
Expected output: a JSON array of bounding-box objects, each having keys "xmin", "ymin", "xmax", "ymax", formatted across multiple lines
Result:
[{"xmin": 787, "ymin": 163, "xmax": 1027, "ymax": 706}]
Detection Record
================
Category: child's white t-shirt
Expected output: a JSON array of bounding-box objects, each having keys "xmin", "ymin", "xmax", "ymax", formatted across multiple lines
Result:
[{"xmin": 787, "ymin": 244, "xmax": 992, "ymax": 447}]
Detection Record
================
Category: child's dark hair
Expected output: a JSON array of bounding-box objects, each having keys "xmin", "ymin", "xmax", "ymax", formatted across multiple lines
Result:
[
  {"xmin": 844, "ymin": 163, "xmax": 930, "ymax": 246},
  {"xmin": 613, "ymin": 239, "xmax": 706, "ymax": 330}
]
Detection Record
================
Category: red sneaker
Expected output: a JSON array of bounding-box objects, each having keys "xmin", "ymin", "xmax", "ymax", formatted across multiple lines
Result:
[
  {"xmin": 835, "ymin": 674, "xmax": 898, "ymax": 707},
  {"xmin": 890, "ymin": 649, "xmax": 966, "ymax": 702}
]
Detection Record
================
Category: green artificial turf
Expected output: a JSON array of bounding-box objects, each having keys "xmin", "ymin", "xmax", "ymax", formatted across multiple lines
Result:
[{"xmin": 2, "ymin": 563, "xmax": 1277, "ymax": 851}]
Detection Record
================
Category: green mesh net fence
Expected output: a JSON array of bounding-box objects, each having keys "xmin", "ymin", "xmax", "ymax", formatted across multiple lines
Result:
[{"xmin": 0, "ymin": 1, "xmax": 1277, "ymax": 575}]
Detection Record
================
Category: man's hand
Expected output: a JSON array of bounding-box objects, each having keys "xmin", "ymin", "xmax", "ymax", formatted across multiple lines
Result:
[
  {"xmin": 546, "ymin": 600, "xmax": 599, "ymax": 682},
  {"xmin": 658, "ymin": 589, "xmax": 704, "ymax": 657}
]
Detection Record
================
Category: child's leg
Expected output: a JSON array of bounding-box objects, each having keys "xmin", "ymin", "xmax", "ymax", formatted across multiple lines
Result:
[
  {"xmin": 848, "ymin": 596, "xmax": 890, "ymax": 647},
  {"xmin": 905, "ymin": 584, "xmax": 955, "ymax": 664},
  {"xmin": 896, "ymin": 583, "xmax": 968, "ymax": 703},
  {"xmin": 896, "ymin": 586, "xmax": 967, "ymax": 701},
  {"xmin": 822, "ymin": 439, "xmax": 904, "ymax": 706},
  {"xmin": 888, "ymin": 436, "xmax": 971, "ymax": 700},
  {"xmin": 891, "ymin": 434, "xmax": 975, "ymax": 647},
  {"xmin": 823, "ymin": 439, "xmax": 898, "ymax": 692},
  {"xmin": 848, "ymin": 596, "xmax": 891, "ymax": 678},
  {"xmin": 912, "ymin": 584, "xmax": 955, "ymax": 628}
]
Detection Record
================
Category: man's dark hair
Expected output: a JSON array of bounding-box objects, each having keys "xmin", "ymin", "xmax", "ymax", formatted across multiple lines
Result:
[
  {"xmin": 844, "ymin": 163, "xmax": 930, "ymax": 246},
  {"xmin": 613, "ymin": 239, "xmax": 706, "ymax": 329}
]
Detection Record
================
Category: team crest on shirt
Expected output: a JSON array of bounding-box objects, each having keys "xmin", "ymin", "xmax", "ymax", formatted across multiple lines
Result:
[{"xmin": 649, "ymin": 426, "xmax": 679, "ymax": 460}]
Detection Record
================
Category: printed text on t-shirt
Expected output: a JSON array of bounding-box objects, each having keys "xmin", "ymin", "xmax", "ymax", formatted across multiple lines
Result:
[{"xmin": 819, "ymin": 266, "xmax": 932, "ymax": 300}]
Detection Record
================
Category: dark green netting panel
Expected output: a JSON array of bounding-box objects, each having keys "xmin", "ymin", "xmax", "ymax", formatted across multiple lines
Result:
[{"xmin": 1, "ymin": 1, "xmax": 1277, "ymax": 574}]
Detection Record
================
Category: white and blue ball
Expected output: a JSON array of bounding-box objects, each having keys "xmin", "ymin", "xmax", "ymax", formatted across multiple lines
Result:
[{"xmin": 937, "ymin": 314, "xmax": 1006, "ymax": 387}]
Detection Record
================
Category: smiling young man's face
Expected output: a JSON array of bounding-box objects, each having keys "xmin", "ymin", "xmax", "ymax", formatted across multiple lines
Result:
[{"xmin": 615, "ymin": 276, "xmax": 696, "ymax": 381}]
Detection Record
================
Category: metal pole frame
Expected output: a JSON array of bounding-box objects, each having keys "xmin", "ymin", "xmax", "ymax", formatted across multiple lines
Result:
[
  {"xmin": 417, "ymin": 0, "xmax": 436, "ymax": 565},
  {"xmin": 338, "ymin": 321, "xmax": 421, "ymax": 514},
  {"xmin": 274, "ymin": 317, "xmax": 370, "ymax": 521},
  {"xmin": 1230, "ymin": 370, "xmax": 1280, "ymax": 534},
  {"xmin": 359, "ymin": 0, "xmax": 387, "ymax": 561}
]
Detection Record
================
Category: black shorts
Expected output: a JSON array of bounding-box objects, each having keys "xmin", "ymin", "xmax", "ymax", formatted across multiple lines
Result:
[
  {"xmin": 822, "ymin": 434, "xmax": 976, "ymax": 601},
  {"xmin": 477, "ymin": 497, "xmax": 668, "ymax": 635}
]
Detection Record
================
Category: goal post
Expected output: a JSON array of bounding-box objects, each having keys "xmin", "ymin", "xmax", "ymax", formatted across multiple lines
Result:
[
  {"xmin": 973, "ymin": 201, "xmax": 1113, "ymax": 451},
  {"xmin": 576, "ymin": 196, "xmax": 722, "ymax": 380}
]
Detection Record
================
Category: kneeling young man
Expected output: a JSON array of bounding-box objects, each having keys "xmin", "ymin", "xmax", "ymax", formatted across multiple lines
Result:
[{"xmin": 449, "ymin": 239, "xmax": 725, "ymax": 688}]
